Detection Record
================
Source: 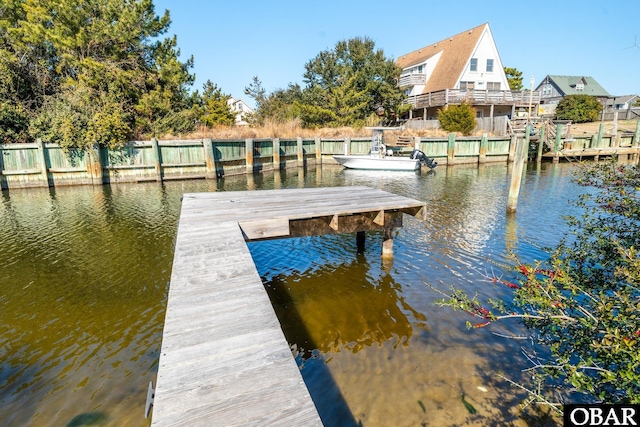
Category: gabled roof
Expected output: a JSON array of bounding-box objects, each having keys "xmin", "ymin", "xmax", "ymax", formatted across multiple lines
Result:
[
  {"xmin": 538, "ymin": 75, "xmax": 610, "ymax": 97},
  {"xmin": 606, "ymin": 94, "xmax": 638, "ymax": 105},
  {"xmin": 396, "ymin": 23, "xmax": 488, "ymax": 92}
]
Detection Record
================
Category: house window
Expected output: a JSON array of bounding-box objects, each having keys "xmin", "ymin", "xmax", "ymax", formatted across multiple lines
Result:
[
  {"xmin": 576, "ymin": 83, "xmax": 584, "ymax": 91},
  {"xmin": 470, "ymin": 58, "xmax": 478, "ymax": 72},
  {"xmin": 486, "ymin": 82, "xmax": 500, "ymax": 90},
  {"xmin": 486, "ymin": 59, "xmax": 494, "ymax": 72},
  {"xmin": 542, "ymin": 85, "xmax": 552, "ymax": 96},
  {"xmin": 460, "ymin": 81, "xmax": 475, "ymax": 90}
]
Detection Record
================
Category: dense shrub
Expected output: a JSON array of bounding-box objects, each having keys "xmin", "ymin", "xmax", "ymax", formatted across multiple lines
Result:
[
  {"xmin": 0, "ymin": 103, "xmax": 30, "ymax": 143},
  {"xmin": 555, "ymin": 95, "xmax": 602, "ymax": 123},
  {"xmin": 438, "ymin": 103, "xmax": 476, "ymax": 135}
]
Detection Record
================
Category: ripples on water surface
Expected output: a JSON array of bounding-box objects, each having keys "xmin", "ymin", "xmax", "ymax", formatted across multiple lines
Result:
[{"xmin": 0, "ymin": 163, "xmax": 583, "ymax": 426}]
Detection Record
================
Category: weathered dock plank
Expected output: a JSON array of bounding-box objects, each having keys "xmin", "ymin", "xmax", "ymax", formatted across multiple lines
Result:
[{"xmin": 151, "ymin": 186, "xmax": 427, "ymax": 426}]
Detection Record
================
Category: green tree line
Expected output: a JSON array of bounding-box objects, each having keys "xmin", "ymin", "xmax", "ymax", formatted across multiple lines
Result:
[
  {"xmin": 0, "ymin": 1, "xmax": 407, "ymax": 148},
  {"xmin": 244, "ymin": 37, "xmax": 408, "ymax": 128},
  {"xmin": 0, "ymin": 0, "xmax": 236, "ymax": 148}
]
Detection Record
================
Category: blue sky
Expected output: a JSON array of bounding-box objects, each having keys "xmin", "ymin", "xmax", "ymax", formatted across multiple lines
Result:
[{"xmin": 153, "ymin": 0, "xmax": 640, "ymax": 107}]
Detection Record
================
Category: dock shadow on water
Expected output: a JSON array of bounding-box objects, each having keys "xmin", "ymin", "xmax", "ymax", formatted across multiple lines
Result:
[
  {"xmin": 254, "ymin": 233, "xmax": 426, "ymax": 427},
  {"xmin": 257, "ymin": 236, "xmax": 427, "ymax": 426}
]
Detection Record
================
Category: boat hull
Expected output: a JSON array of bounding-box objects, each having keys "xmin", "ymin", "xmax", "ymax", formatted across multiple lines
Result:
[{"xmin": 333, "ymin": 155, "xmax": 421, "ymax": 171}]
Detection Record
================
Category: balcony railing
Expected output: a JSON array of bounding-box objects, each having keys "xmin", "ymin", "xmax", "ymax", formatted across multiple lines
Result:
[
  {"xmin": 403, "ymin": 89, "xmax": 541, "ymax": 108},
  {"xmin": 399, "ymin": 73, "xmax": 427, "ymax": 87}
]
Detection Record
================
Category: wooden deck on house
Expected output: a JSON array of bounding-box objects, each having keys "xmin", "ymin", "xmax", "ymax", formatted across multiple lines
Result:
[{"xmin": 151, "ymin": 186, "xmax": 427, "ymax": 426}]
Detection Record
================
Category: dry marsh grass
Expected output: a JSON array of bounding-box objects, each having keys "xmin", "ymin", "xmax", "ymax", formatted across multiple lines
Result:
[
  {"xmin": 160, "ymin": 119, "xmax": 463, "ymax": 144},
  {"xmin": 158, "ymin": 119, "xmax": 638, "ymax": 142}
]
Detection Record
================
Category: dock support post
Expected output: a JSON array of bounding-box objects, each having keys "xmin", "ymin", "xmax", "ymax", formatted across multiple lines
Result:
[
  {"xmin": 597, "ymin": 124, "xmax": 604, "ymax": 148},
  {"xmin": 36, "ymin": 138, "xmax": 51, "ymax": 187},
  {"xmin": 356, "ymin": 231, "xmax": 365, "ymax": 253},
  {"xmin": 633, "ymin": 121, "xmax": 640, "ymax": 161},
  {"xmin": 537, "ymin": 124, "xmax": 545, "ymax": 163},
  {"xmin": 315, "ymin": 137, "xmax": 322, "ymax": 164},
  {"xmin": 508, "ymin": 135, "xmax": 516, "ymax": 162},
  {"xmin": 507, "ymin": 129, "xmax": 529, "ymax": 213},
  {"xmin": 344, "ymin": 137, "xmax": 351, "ymax": 155},
  {"xmin": 447, "ymin": 133, "xmax": 455, "ymax": 164},
  {"xmin": 273, "ymin": 138, "xmax": 281, "ymax": 170},
  {"xmin": 151, "ymin": 137, "xmax": 162, "ymax": 181},
  {"xmin": 203, "ymin": 138, "xmax": 217, "ymax": 179},
  {"xmin": 479, "ymin": 133, "xmax": 488, "ymax": 163},
  {"xmin": 245, "ymin": 138, "xmax": 254, "ymax": 174},
  {"xmin": 87, "ymin": 144, "xmax": 103, "ymax": 185},
  {"xmin": 382, "ymin": 228, "xmax": 394, "ymax": 259},
  {"xmin": 554, "ymin": 124, "xmax": 563, "ymax": 153},
  {"xmin": 297, "ymin": 137, "xmax": 304, "ymax": 167}
]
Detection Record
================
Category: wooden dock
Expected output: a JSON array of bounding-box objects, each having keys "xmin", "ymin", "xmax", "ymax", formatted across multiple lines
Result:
[
  {"xmin": 542, "ymin": 147, "xmax": 640, "ymax": 162},
  {"xmin": 151, "ymin": 186, "xmax": 426, "ymax": 426}
]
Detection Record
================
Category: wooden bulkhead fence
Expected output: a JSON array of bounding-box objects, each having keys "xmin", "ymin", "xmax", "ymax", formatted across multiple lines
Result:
[{"xmin": 1, "ymin": 124, "xmax": 639, "ymax": 189}]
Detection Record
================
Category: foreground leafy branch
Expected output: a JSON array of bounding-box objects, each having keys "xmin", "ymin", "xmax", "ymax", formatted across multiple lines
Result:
[{"xmin": 436, "ymin": 159, "xmax": 640, "ymax": 411}]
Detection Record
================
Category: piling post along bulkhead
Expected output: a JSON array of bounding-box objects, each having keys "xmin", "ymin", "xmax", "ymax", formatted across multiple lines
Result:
[
  {"xmin": 315, "ymin": 137, "xmax": 322, "ymax": 163},
  {"xmin": 595, "ymin": 124, "xmax": 605, "ymax": 161},
  {"xmin": 36, "ymin": 138, "xmax": 51, "ymax": 187},
  {"xmin": 597, "ymin": 123, "xmax": 604, "ymax": 147},
  {"xmin": 633, "ymin": 121, "xmax": 640, "ymax": 161},
  {"xmin": 245, "ymin": 138, "xmax": 254, "ymax": 174},
  {"xmin": 86, "ymin": 143, "xmax": 104, "ymax": 185},
  {"xmin": 297, "ymin": 137, "xmax": 304, "ymax": 167},
  {"xmin": 536, "ymin": 124, "xmax": 546, "ymax": 163},
  {"xmin": 344, "ymin": 136, "xmax": 351, "ymax": 156},
  {"xmin": 508, "ymin": 134, "xmax": 516, "ymax": 162},
  {"xmin": 552, "ymin": 123, "xmax": 563, "ymax": 163},
  {"xmin": 203, "ymin": 138, "xmax": 217, "ymax": 179},
  {"xmin": 272, "ymin": 138, "xmax": 280, "ymax": 170},
  {"xmin": 506, "ymin": 128, "xmax": 530, "ymax": 213},
  {"xmin": 447, "ymin": 133, "xmax": 455, "ymax": 164},
  {"xmin": 479, "ymin": 133, "xmax": 488, "ymax": 163},
  {"xmin": 150, "ymin": 137, "xmax": 162, "ymax": 181}
]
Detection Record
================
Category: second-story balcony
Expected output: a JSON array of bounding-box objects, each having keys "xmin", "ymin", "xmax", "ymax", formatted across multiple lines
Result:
[
  {"xmin": 399, "ymin": 73, "xmax": 427, "ymax": 88},
  {"xmin": 403, "ymin": 89, "xmax": 541, "ymax": 108}
]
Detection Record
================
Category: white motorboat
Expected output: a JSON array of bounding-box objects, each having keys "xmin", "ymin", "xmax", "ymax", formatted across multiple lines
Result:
[
  {"xmin": 333, "ymin": 154, "xmax": 421, "ymax": 171},
  {"xmin": 333, "ymin": 127, "xmax": 437, "ymax": 171}
]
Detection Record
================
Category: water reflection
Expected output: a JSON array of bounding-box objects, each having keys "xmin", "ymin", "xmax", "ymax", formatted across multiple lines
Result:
[
  {"xmin": 0, "ymin": 184, "xmax": 178, "ymax": 426},
  {"xmin": 0, "ymin": 162, "xmax": 588, "ymax": 426},
  {"xmin": 263, "ymin": 247, "xmax": 427, "ymax": 359}
]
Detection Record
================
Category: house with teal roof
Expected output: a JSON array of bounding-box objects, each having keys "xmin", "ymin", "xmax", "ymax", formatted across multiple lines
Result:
[{"xmin": 535, "ymin": 75, "xmax": 610, "ymax": 105}]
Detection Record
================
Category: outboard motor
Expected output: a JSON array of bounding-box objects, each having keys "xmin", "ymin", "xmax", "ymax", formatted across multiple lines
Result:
[{"xmin": 410, "ymin": 149, "xmax": 438, "ymax": 169}]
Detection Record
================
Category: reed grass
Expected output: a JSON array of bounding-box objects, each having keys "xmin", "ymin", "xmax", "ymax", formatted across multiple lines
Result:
[{"xmin": 157, "ymin": 119, "xmax": 459, "ymax": 143}]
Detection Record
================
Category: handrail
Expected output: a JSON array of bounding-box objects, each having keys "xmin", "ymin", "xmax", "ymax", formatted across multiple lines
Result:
[{"xmin": 404, "ymin": 89, "xmax": 541, "ymax": 107}]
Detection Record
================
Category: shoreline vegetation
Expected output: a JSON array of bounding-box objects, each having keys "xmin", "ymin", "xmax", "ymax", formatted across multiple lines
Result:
[{"xmin": 155, "ymin": 119, "xmax": 640, "ymax": 145}]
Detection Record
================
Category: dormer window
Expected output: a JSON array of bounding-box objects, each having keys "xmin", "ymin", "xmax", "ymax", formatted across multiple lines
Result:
[{"xmin": 576, "ymin": 83, "xmax": 584, "ymax": 91}]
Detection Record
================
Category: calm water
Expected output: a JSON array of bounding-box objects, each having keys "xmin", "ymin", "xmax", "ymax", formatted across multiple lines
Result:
[{"xmin": 0, "ymin": 163, "xmax": 583, "ymax": 426}]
